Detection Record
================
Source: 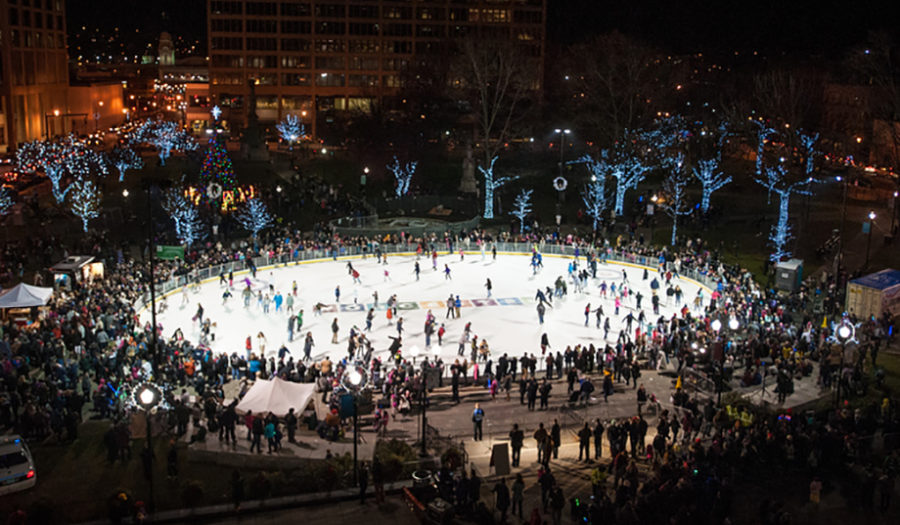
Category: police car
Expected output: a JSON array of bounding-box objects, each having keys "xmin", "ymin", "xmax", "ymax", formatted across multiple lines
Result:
[{"xmin": 0, "ymin": 435, "xmax": 36, "ymax": 496}]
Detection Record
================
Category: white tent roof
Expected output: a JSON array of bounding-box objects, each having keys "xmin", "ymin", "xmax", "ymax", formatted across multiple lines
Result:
[
  {"xmin": 0, "ymin": 283, "xmax": 54, "ymax": 309},
  {"xmin": 236, "ymin": 377, "xmax": 316, "ymax": 417}
]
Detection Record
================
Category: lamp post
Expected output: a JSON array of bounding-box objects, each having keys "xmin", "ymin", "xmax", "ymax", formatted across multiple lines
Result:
[
  {"xmin": 865, "ymin": 211, "xmax": 876, "ymax": 268},
  {"xmin": 342, "ymin": 364, "xmax": 368, "ymax": 487},
  {"xmin": 834, "ymin": 322, "xmax": 854, "ymax": 407},
  {"xmin": 135, "ymin": 383, "xmax": 162, "ymax": 513},
  {"xmin": 649, "ymin": 194, "xmax": 658, "ymax": 245},
  {"xmin": 892, "ymin": 190, "xmax": 898, "ymax": 236},
  {"xmin": 836, "ymin": 176, "xmax": 848, "ymax": 257},
  {"xmin": 554, "ymin": 128, "xmax": 571, "ymax": 180},
  {"xmin": 420, "ymin": 362, "xmax": 428, "ymax": 457}
]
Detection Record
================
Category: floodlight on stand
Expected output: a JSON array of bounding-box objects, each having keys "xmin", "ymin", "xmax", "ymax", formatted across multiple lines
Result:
[
  {"xmin": 728, "ymin": 318, "xmax": 740, "ymax": 331},
  {"xmin": 133, "ymin": 382, "xmax": 162, "ymax": 411},
  {"xmin": 711, "ymin": 319, "xmax": 722, "ymax": 332},
  {"xmin": 837, "ymin": 324, "xmax": 852, "ymax": 341},
  {"xmin": 691, "ymin": 342, "xmax": 698, "ymax": 350},
  {"xmin": 347, "ymin": 369, "xmax": 362, "ymax": 387}
]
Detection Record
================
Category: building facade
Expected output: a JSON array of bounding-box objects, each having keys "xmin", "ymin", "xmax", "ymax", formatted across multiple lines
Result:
[
  {"xmin": 207, "ymin": 0, "xmax": 546, "ymax": 140},
  {"xmin": 0, "ymin": 0, "xmax": 69, "ymax": 152}
]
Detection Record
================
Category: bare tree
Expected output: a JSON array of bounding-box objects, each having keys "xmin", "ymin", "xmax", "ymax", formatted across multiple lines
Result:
[
  {"xmin": 751, "ymin": 68, "xmax": 823, "ymax": 131},
  {"xmin": 562, "ymin": 32, "xmax": 669, "ymax": 147},
  {"xmin": 453, "ymin": 38, "xmax": 537, "ymax": 217}
]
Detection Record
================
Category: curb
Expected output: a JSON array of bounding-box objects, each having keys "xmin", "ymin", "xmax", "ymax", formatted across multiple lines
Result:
[{"xmin": 73, "ymin": 480, "xmax": 414, "ymax": 525}]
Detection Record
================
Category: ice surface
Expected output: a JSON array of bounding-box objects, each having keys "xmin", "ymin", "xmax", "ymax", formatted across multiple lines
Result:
[{"xmin": 143, "ymin": 253, "xmax": 706, "ymax": 364}]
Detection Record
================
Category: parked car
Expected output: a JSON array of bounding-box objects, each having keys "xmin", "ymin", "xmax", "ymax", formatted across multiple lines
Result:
[{"xmin": 0, "ymin": 435, "xmax": 36, "ymax": 496}]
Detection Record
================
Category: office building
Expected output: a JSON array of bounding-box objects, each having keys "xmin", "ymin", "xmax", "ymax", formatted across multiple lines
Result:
[{"xmin": 207, "ymin": 0, "xmax": 546, "ymax": 139}]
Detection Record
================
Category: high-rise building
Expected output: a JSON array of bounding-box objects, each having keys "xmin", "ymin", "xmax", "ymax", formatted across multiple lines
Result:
[
  {"xmin": 0, "ymin": 0, "xmax": 69, "ymax": 152},
  {"xmin": 207, "ymin": 0, "xmax": 546, "ymax": 139}
]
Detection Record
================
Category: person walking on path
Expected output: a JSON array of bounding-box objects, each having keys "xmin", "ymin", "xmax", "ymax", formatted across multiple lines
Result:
[
  {"xmin": 593, "ymin": 419, "xmax": 605, "ymax": 460},
  {"xmin": 472, "ymin": 403, "xmax": 485, "ymax": 441},
  {"xmin": 492, "ymin": 477, "xmax": 510, "ymax": 523},
  {"xmin": 372, "ymin": 457, "xmax": 385, "ymax": 505},
  {"xmin": 551, "ymin": 419, "xmax": 561, "ymax": 460},
  {"xmin": 509, "ymin": 423, "xmax": 524, "ymax": 467},
  {"xmin": 511, "ymin": 473, "xmax": 525, "ymax": 519},
  {"xmin": 534, "ymin": 423, "xmax": 549, "ymax": 464},
  {"xmin": 578, "ymin": 422, "xmax": 592, "ymax": 461}
]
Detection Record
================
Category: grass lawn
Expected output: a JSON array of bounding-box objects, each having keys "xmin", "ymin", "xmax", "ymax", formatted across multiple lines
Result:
[{"xmin": 0, "ymin": 419, "xmax": 355, "ymax": 523}]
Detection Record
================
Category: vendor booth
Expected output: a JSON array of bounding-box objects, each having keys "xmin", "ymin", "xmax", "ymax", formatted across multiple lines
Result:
[
  {"xmin": 0, "ymin": 282, "xmax": 54, "ymax": 325},
  {"xmin": 235, "ymin": 377, "xmax": 316, "ymax": 418},
  {"xmin": 50, "ymin": 256, "xmax": 104, "ymax": 289}
]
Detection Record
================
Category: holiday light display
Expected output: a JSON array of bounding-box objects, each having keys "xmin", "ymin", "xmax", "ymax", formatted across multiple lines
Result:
[
  {"xmin": 510, "ymin": 188, "xmax": 533, "ymax": 231},
  {"xmin": 386, "ymin": 156, "xmax": 418, "ymax": 198},
  {"xmin": 755, "ymin": 163, "xmax": 813, "ymax": 262},
  {"xmin": 199, "ymin": 137, "xmax": 237, "ymax": 200},
  {"xmin": 570, "ymin": 154, "xmax": 610, "ymax": 231},
  {"xmin": 163, "ymin": 189, "xmax": 205, "ymax": 247},
  {"xmin": 797, "ymin": 130, "xmax": 819, "ymax": 176},
  {"xmin": 661, "ymin": 155, "xmax": 692, "ymax": 245},
  {"xmin": 109, "ymin": 144, "xmax": 143, "ymax": 182},
  {"xmin": 692, "ymin": 158, "xmax": 732, "ymax": 214},
  {"xmin": 15, "ymin": 135, "xmax": 109, "ymax": 203},
  {"xmin": 68, "ymin": 179, "xmax": 102, "ymax": 232},
  {"xmin": 276, "ymin": 114, "xmax": 305, "ymax": 150},
  {"xmin": 750, "ymin": 119, "xmax": 777, "ymax": 194},
  {"xmin": 479, "ymin": 156, "xmax": 518, "ymax": 219},
  {"xmin": 235, "ymin": 198, "xmax": 275, "ymax": 238},
  {"xmin": 609, "ymin": 149, "xmax": 651, "ymax": 217},
  {"xmin": 0, "ymin": 187, "xmax": 14, "ymax": 216},
  {"xmin": 136, "ymin": 119, "xmax": 196, "ymax": 166}
]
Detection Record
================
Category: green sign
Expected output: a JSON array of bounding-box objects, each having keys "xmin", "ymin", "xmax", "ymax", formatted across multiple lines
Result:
[{"xmin": 156, "ymin": 245, "xmax": 185, "ymax": 260}]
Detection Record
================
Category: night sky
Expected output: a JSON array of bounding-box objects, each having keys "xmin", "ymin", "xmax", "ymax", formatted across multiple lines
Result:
[{"xmin": 66, "ymin": 0, "xmax": 898, "ymax": 59}]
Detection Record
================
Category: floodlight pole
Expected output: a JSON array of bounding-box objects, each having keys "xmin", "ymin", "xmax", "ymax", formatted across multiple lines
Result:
[
  {"xmin": 353, "ymin": 394, "xmax": 359, "ymax": 486},
  {"xmin": 420, "ymin": 366, "xmax": 428, "ymax": 457}
]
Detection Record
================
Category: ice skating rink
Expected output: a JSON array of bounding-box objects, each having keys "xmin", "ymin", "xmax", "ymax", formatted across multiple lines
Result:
[{"xmin": 143, "ymin": 253, "xmax": 709, "ymax": 363}]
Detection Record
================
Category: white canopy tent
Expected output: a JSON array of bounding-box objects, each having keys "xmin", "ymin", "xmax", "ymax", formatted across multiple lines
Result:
[
  {"xmin": 0, "ymin": 283, "xmax": 54, "ymax": 309},
  {"xmin": 235, "ymin": 377, "xmax": 316, "ymax": 417}
]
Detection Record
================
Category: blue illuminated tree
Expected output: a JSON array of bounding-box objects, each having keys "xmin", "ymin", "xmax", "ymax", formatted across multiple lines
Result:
[
  {"xmin": 235, "ymin": 198, "xmax": 275, "ymax": 238},
  {"xmin": 276, "ymin": 114, "xmax": 305, "ymax": 150},
  {"xmin": 755, "ymin": 163, "xmax": 813, "ymax": 262},
  {"xmin": 510, "ymin": 188, "xmax": 533, "ymax": 231},
  {"xmin": 797, "ymin": 130, "xmax": 819, "ymax": 176},
  {"xmin": 137, "ymin": 119, "xmax": 197, "ymax": 166},
  {"xmin": 15, "ymin": 135, "xmax": 109, "ymax": 203},
  {"xmin": 570, "ymin": 154, "xmax": 610, "ymax": 231},
  {"xmin": 387, "ymin": 156, "xmax": 418, "ymax": 198},
  {"xmin": 692, "ymin": 158, "xmax": 732, "ymax": 214},
  {"xmin": 479, "ymin": 156, "xmax": 518, "ymax": 219},
  {"xmin": 0, "ymin": 187, "xmax": 14, "ymax": 216},
  {"xmin": 750, "ymin": 119, "xmax": 776, "ymax": 181},
  {"xmin": 608, "ymin": 150, "xmax": 651, "ymax": 217},
  {"xmin": 109, "ymin": 144, "xmax": 143, "ymax": 182},
  {"xmin": 163, "ymin": 189, "xmax": 205, "ymax": 247},
  {"xmin": 67, "ymin": 179, "xmax": 102, "ymax": 232},
  {"xmin": 660, "ymin": 155, "xmax": 692, "ymax": 245}
]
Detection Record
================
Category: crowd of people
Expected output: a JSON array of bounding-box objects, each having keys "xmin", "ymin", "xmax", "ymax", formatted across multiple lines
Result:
[{"xmin": 0, "ymin": 221, "xmax": 897, "ymax": 524}]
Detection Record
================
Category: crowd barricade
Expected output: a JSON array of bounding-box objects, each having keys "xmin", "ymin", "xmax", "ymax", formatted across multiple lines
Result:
[{"xmin": 136, "ymin": 242, "xmax": 720, "ymax": 313}]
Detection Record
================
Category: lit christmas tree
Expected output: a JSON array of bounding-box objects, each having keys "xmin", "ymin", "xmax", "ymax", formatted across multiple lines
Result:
[{"xmin": 199, "ymin": 137, "xmax": 237, "ymax": 202}]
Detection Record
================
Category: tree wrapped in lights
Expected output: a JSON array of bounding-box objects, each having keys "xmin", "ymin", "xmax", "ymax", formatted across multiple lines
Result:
[
  {"xmin": 479, "ymin": 156, "xmax": 518, "ymax": 219},
  {"xmin": 749, "ymin": 119, "xmax": 776, "ymax": 181},
  {"xmin": 109, "ymin": 143, "xmax": 143, "ymax": 182},
  {"xmin": 67, "ymin": 179, "xmax": 101, "ymax": 232},
  {"xmin": 797, "ymin": 130, "xmax": 819, "ymax": 176},
  {"xmin": 235, "ymin": 198, "xmax": 275, "ymax": 238},
  {"xmin": 15, "ymin": 135, "xmax": 109, "ymax": 203},
  {"xmin": 0, "ymin": 187, "xmax": 14, "ymax": 216},
  {"xmin": 137, "ymin": 119, "xmax": 196, "ymax": 166},
  {"xmin": 570, "ymin": 154, "xmax": 610, "ymax": 231},
  {"xmin": 276, "ymin": 114, "xmax": 305, "ymax": 150},
  {"xmin": 162, "ymin": 189, "xmax": 205, "ymax": 247},
  {"xmin": 692, "ymin": 158, "xmax": 732, "ymax": 214},
  {"xmin": 510, "ymin": 188, "xmax": 533, "ymax": 232},
  {"xmin": 660, "ymin": 155, "xmax": 692, "ymax": 245},
  {"xmin": 199, "ymin": 137, "xmax": 237, "ymax": 198},
  {"xmin": 387, "ymin": 156, "xmax": 418, "ymax": 198},
  {"xmin": 755, "ymin": 163, "xmax": 813, "ymax": 262},
  {"xmin": 608, "ymin": 149, "xmax": 651, "ymax": 217}
]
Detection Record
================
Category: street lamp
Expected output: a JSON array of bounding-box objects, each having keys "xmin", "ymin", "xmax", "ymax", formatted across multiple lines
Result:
[
  {"xmin": 134, "ymin": 382, "xmax": 162, "ymax": 513},
  {"xmin": 836, "ymin": 176, "xmax": 848, "ymax": 258},
  {"xmin": 865, "ymin": 211, "xmax": 876, "ymax": 268},
  {"xmin": 122, "ymin": 189, "xmax": 130, "ymax": 198},
  {"xmin": 892, "ymin": 190, "xmax": 899, "ymax": 236},
  {"xmin": 834, "ymin": 321, "xmax": 855, "ymax": 406},
  {"xmin": 341, "ymin": 363, "xmax": 368, "ymax": 487},
  {"xmin": 553, "ymin": 128, "xmax": 571, "ymax": 180}
]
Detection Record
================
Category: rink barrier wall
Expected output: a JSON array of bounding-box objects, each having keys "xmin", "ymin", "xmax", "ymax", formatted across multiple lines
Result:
[{"xmin": 134, "ymin": 243, "xmax": 716, "ymax": 316}]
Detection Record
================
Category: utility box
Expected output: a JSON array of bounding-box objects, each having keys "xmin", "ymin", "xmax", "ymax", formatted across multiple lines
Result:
[
  {"xmin": 775, "ymin": 258, "xmax": 803, "ymax": 292},
  {"xmin": 846, "ymin": 269, "xmax": 900, "ymax": 320}
]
